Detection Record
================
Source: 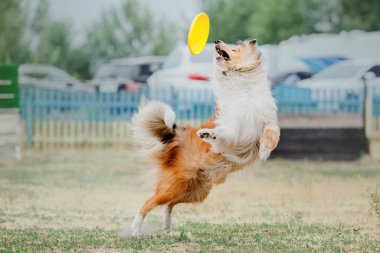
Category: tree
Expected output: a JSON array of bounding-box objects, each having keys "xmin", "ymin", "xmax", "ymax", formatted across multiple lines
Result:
[
  {"xmin": 0, "ymin": 0, "xmax": 29, "ymax": 63},
  {"xmin": 203, "ymin": 0, "xmax": 329, "ymax": 44},
  {"xmin": 204, "ymin": 0, "xmax": 380, "ymax": 44},
  {"xmin": 203, "ymin": 0, "xmax": 258, "ymax": 43},
  {"xmin": 335, "ymin": 0, "xmax": 380, "ymax": 32},
  {"xmin": 1, "ymin": 0, "xmax": 179, "ymax": 79},
  {"xmin": 150, "ymin": 20, "xmax": 178, "ymax": 56},
  {"xmin": 31, "ymin": 21, "xmax": 72, "ymax": 69},
  {"xmin": 87, "ymin": 0, "xmax": 177, "ymax": 70},
  {"xmin": 248, "ymin": 0, "xmax": 327, "ymax": 44},
  {"xmin": 65, "ymin": 49, "xmax": 92, "ymax": 80}
]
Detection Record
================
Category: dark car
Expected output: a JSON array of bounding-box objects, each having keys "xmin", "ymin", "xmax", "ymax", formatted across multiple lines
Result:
[
  {"xmin": 271, "ymin": 71, "xmax": 314, "ymax": 89},
  {"xmin": 91, "ymin": 56, "xmax": 165, "ymax": 92}
]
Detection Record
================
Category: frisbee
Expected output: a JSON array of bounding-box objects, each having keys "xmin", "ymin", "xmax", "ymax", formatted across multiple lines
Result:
[{"xmin": 188, "ymin": 13, "xmax": 210, "ymax": 55}]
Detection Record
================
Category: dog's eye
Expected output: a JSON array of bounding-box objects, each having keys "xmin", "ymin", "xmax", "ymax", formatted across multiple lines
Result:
[{"xmin": 232, "ymin": 49, "xmax": 237, "ymax": 52}]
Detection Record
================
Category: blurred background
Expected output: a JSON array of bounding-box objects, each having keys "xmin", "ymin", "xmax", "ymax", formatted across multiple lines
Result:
[
  {"xmin": 1, "ymin": 0, "xmax": 380, "ymax": 159},
  {"xmin": 1, "ymin": 1, "xmax": 380, "ymax": 250}
]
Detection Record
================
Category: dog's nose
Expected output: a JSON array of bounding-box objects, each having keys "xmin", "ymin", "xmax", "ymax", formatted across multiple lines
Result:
[{"xmin": 215, "ymin": 40, "xmax": 222, "ymax": 44}]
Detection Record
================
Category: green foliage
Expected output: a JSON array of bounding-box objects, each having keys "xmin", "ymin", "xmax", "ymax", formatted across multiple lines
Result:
[
  {"xmin": 203, "ymin": 0, "xmax": 334, "ymax": 44},
  {"xmin": 204, "ymin": 0, "xmax": 380, "ymax": 44},
  {"xmin": 0, "ymin": 0, "xmax": 89, "ymax": 77},
  {"xmin": 203, "ymin": 0, "xmax": 258, "ymax": 43},
  {"xmin": 0, "ymin": 0, "xmax": 28, "ymax": 63},
  {"xmin": 31, "ymin": 21, "xmax": 71, "ymax": 68},
  {"xmin": 337, "ymin": 0, "xmax": 380, "ymax": 31},
  {"xmin": 1, "ymin": 0, "xmax": 176, "ymax": 79},
  {"xmin": 150, "ymin": 20, "xmax": 178, "ymax": 56},
  {"xmin": 86, "ymin": 0, "xmax": 152, "ymax": 63},
  {"xmin": 65, "ymin": 49, "xmax": 92, "ymax": 80},
  {"xmin": 2, "ymin": 0, "xmax": 380, "ymax": 79},
  {"xmin": 249, "ymin": 0, "xmax": 329, "ymax": 44},
  {"xmin": 86, "ymin": 0, "xmax": 177, "ymax": 69}
]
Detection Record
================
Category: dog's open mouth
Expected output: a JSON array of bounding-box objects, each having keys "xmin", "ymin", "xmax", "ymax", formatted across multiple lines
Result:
[{"xmin": 216, "ymin": 48, "xmax": 230, "ymax": 61}]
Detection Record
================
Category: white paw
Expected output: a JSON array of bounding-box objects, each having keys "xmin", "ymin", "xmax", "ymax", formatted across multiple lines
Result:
[
  {"xmin": 131, "ymin": 215, "xmax": 143, "ymax": 237},
  {"xmin": 259, "ymin": 145, "xmax": 271, "ymax": 161},
  {"xmin": 197, "ymin": 128, "xmax": 216, "ymax": 141},
  {"xmin": 197, "ymin": 129, "xmax": 222, "ymax": 153}
]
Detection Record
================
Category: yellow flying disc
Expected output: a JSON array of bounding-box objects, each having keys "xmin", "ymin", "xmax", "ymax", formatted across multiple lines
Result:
[{"xmin": 188, "ymin": 13, "xmax": 210, "ymax": 55}]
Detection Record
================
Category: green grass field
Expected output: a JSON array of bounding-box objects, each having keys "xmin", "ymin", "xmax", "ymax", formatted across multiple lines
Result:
[{"xmin": 1, "ymin": 149, "xmax": 380, "ymax": 252}]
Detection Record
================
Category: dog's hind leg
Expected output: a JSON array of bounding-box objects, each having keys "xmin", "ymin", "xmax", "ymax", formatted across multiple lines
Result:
[
  {"xmin": 131, "ymin": 194, "xmax": 162, "ymax": 236},
  {"xmin": 163, "ymin": 203, "xmax": 174, "ymax": 232},
  {"xmin": 259, "ymin": 125, "xmax": 280, "ymax": 160}
]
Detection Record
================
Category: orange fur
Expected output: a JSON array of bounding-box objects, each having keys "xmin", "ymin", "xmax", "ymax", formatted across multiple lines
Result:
[{"xmin": 137, "ymin": 115, "xmax": 248, "ymax": 218}]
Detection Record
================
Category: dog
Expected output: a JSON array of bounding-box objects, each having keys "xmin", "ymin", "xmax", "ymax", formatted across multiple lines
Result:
[{"xmin": 130, "ymin": 39, "xmax": 280, "ymax": 236}]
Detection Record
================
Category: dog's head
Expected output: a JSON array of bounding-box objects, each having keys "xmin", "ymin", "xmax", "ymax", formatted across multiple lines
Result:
[{"xmin": 215, "ymin": 39, "xmax": 261, "ymax": 72}]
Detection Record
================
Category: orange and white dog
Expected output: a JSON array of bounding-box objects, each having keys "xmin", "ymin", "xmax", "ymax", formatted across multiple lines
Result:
[{"xmin": 131, "ymin": 39, "xmax": 280, "ymax": 236}]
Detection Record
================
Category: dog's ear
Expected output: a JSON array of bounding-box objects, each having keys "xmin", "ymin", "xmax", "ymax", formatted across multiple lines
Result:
[{"xmin": 249, "ymin": 39, "xmax": 257, "ymax": 46}]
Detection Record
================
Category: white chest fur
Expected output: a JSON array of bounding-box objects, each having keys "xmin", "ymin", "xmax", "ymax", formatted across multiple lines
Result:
[
  {"xmin": 197, "ymin": 66, "xmax": 278, "ymax": 164},
  {"xmin": 214, "ymin": 70, "xmax": 277, "ymax": 143}
]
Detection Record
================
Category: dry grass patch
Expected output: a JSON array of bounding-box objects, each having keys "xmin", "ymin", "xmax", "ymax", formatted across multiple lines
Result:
[{"xmin": 0, "ymin": 149, "xmax": 379, "ymax": 251}]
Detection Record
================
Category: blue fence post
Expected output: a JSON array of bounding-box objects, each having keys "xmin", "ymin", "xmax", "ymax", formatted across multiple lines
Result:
[{"xmin": 25, "ymin": 87, "xmax": 34, "ymax": 148}]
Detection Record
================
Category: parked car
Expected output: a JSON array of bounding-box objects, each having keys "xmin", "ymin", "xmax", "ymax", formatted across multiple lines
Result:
[
  {"xmin": 91, "ymin": 56, "xmax": 165, "ymax": 93},
  {"xmin": 296, "ymin": 59, "xmax": 380, "ymax": 112},
  {"xmin": 271, "ymin": 71, "xmax": 314, "ymax": 89},
  {"xmin": 19, "ymin": 64, "xmax": 89, "ymax": 91},
  {"xmin": 297, "ymin": 59, "xmax": 380, "ymax": 90},
  {"xmin": 147, "ymin": 44, "xmax": 215, "ymax": 91}
]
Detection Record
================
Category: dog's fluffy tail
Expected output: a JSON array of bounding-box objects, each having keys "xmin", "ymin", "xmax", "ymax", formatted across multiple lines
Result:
[{"xmin": 132, "ymin": 101, "xmax": 176, "ymax": 152}]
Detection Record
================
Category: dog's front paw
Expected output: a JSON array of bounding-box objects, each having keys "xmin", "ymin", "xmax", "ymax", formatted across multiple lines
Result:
[
  {"xmin": 197, "ymin": 128, "xmax": 216, "ymax": 141},
  {"xmin": 197, "ymin": 128, "xmax": 221, "ymax": 153},
  {"xmin": 259, "ymin": 145, "xmax": 271, "ymax": 161}
]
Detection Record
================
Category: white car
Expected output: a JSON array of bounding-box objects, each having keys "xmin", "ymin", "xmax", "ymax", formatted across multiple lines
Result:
[
  {"xmin": 297, "ymin": 59, "xmax": 380, "ymax": 90},
  {"xmin": 19, "ymin": 64, "xmax": 89, "ymax": 91},
  {"xmin": 296, "ymin": 59, "xmax": 380, "ymax": 112},
  {"xmin": 147, "ymin": 44, "xmax": 215, "ymax": 91}
]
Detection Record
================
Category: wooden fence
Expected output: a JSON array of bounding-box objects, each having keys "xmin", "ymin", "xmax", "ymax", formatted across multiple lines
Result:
[
  {"xmin": 366, "ymin": 86, "xmax": 380, "ymax": 136},
  {"xmin": 365, "ymin": 86, "xmax": 380, "ymax": 159},
  {"xmin": 20, "ymin": 87, "xmax": 215, "ymax": 148},
  {"xmin": 31, "ymin": 121, "xmax": 131, "ymax": 149}
]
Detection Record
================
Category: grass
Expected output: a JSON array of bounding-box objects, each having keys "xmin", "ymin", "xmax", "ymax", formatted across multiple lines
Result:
[
  {"xmin": 1, "ymin": 223, "xmax": 378, "ymax": 252},
  {"xmin": 0, "ymin": 223, "xmax": 380, "ymax": 252},
  {"xmin": 370, "ymin": 185, "xmax": 380, "ymax": 223},
  {"xmin": 0, "ymin": 149, "xmax": 380, "ymax": 252}
]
